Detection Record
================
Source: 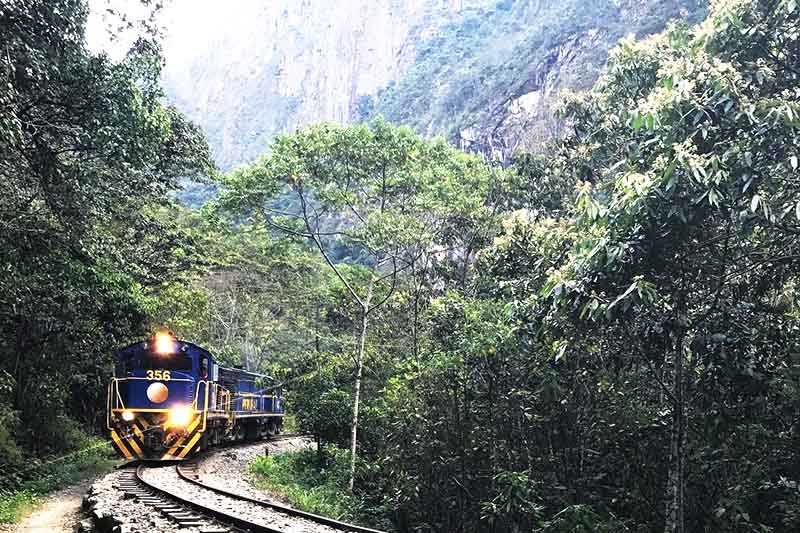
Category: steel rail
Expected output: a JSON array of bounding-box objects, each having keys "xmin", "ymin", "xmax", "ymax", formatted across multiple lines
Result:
[
  {"xmin": 135, "ymin": 463, "xmax": 280, "ymax": 533},
  {"xmin": 175, "ymin": 463, "xmax": 387, "ymax": 533}
]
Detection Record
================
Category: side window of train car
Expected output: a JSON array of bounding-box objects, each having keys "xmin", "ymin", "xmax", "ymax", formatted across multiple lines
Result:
[{"xmin": 200, "ymin": 357, "xmax": 209, "ymax": 380}]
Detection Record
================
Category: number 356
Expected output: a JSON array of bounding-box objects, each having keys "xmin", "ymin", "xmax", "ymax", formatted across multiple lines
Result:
[{"xmin": 146, "ymin": 370, "xmax": 171, "ymax": 381}]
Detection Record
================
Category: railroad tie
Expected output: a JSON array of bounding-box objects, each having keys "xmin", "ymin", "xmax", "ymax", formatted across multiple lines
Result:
[{"xmin": 175, "ymin": 521, "xmax": 208, "ymax": 528}]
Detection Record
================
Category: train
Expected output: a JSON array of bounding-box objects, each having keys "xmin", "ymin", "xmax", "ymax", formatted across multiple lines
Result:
[{"xmin": 106, "ymin": 331, "xmax": 284, "ymax": 460}]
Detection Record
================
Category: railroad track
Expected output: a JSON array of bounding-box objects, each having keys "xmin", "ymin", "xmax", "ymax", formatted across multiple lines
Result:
[
  {"xmin": 126, "ymin": 456, "xmax": 385, "ymax": 533},
  {"xmin": 264, "ymin": 432, "xmax": 311, "ymax": 442},
  {"xmin": 120, "ymin": 467, "xmax": 230, "ymax": 532}
]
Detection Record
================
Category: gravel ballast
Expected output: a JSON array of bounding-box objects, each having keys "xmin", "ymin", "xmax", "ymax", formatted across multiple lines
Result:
[{"xmin": 82, "ymin": 436, "xmax": 315, "ymax": 532}]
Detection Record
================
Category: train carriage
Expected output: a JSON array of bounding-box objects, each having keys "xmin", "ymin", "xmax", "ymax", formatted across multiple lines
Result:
[{"xmin": 107, "ymin": 332, "xmax": 284, "ymax": 460}]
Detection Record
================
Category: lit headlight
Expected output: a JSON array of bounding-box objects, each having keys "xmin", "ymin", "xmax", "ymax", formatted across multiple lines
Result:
[
  {"xmin": 121, "ymin": 410, "xmax": 135, "ymax": 422},
  {"xmin": 169, "ymin": 406, "xmax": 192, "ymax": 427},
  {"xmin": 154, "ymin": 332, "xmax": 175, "ymax": 354}
]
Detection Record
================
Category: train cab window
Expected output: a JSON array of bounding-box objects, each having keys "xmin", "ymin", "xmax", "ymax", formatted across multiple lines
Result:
[
  {"xmin": 116, "ymin": 354, "xmax": 133, "ymax": 377},
  {"xmin": 200, "ymin": 357, "xmax": 209, "ymax": 379},
  {"xmin": 141, "ymin": 352, "xmax": 192, "ymax": 371}
]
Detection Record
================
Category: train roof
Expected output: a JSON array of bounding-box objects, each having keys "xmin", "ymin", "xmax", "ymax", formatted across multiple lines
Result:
[
  {"xmin": 114, "ymin": 337, "xmax": 212, "ymax": 357},
  {"xmin": 218, "ymin": 365, "xmax": 275, "ymax": 382},
  {"xmin": 115, "ymin": 336, "xmax": 277, "ymax": 383}
]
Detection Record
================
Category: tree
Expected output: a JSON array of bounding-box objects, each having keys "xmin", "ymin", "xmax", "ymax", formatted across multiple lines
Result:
[
  {"xmin": 221, "ymin": 118, "xmax": 499, "ymax": 489},
  {"xmin": 148, "ymin": 206, "xmax": 337, "ymax": 373},
  {"xmin": 372, "ymin": 1, "xmax": 800, "ymax": 531},
  {"xmin": 0, "ymin": 0, "xmax": 212, "ymax": 464},
  {"xmin": 521, "ymin": 0, "xmax": 800, "ymax": 530}
]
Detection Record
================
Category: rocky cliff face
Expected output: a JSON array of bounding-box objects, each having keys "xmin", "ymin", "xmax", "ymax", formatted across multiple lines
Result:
[
  {"xmin": 374, "ymin": 0, "xmax": 707, "ymax": 162},
  {"xmin": 162, "ymin": 0, "xmax": 493, "ymax": 170},
  {"xmin": 162, "ymin": 0, "xmax": 706, "ymax": 172}
]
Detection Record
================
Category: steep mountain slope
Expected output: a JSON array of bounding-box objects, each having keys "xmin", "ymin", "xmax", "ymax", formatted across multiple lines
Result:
[
  {"xmin": 162, "ymin": 0, "xmax": 493, "ymax": 171},
  {"xmin": 162, "ymin": 0, "xmax": 707, "ymax": 175},
  {"xmin": 373, "ymin": 0, "xmax": 707, "ymax": 161}
]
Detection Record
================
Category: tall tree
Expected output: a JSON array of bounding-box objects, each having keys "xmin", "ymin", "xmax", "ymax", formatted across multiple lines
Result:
[
  {"xmin": 0, "ymin": 0, "xmax": 212, "ymax": 461},
  {"xmin": 530, "ymin": 0, "xmax": 800, "ymax": 530},
  {"xmin": 373, "ymin": 1, "xmax": 800, "ymax": 531},
  {"xmin": 221, "ymin": 118, "xmax": 499, "ymax": 489}
]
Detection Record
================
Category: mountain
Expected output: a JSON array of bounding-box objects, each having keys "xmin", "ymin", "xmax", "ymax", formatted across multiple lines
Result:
[
  {"xmin": 162, "ymin": 0, "xmax": 495, "ymax": 172},
  {"xmin": 373, "ymin": 0, "xmax": 707, "ymax": 161},
  {"xmin": 161, "ymin": 0, "xmax": 707, "ymax": 175}
]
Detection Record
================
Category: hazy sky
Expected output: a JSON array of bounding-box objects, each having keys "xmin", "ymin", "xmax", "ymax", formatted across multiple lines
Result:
[{"xmin": 86, "ymin": 0, "xmax": 236, "ymax": 62}]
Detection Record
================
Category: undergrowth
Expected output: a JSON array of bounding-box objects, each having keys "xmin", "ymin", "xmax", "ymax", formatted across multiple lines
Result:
[
  {"xmin": 250, "ymin": 445, "xmax": 380, "ymax": 527},
  {"xmin": 0, "ymin": 491, "xmax": 37, "ymax": 523},
  {"xmin": 0, "ymin": 437, "xmax": 116, "ymax": 524}
]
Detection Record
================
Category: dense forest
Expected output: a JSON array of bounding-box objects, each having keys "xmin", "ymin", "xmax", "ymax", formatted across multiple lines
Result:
[{"xmin": 2, "ymin": 0, "xmax": 800, "ymax": 532}]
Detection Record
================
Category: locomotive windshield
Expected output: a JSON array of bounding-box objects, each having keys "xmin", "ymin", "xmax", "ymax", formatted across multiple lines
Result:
[{"xmin": 140, "ymin": 352, "xmax": 192, "ymax": 371}]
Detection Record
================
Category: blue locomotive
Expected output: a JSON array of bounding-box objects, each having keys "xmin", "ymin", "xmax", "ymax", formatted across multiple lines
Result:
[{"xmin": 106, "ymin": 332, "xmax": 284, "ymax": 460}]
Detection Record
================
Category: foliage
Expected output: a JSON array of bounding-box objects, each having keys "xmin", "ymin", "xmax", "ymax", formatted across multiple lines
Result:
[
  {"xmin": 4, "ymin": 1, "xmax": 800, "ymax": 532},
  {"xmin": 250, "ymin": 446, "xmax": 371, "ymax": 526},
  {"xmin": 0, "ymin": 436, "xmax": 115, "ymax": 523},
  {"xmin": 0, "ymin": 0, "xmax": 211, "ymax": 485},
  {"xmin": 0, "ymin": 491, "xmax": 37, "ymax": 524},
  {"xmin": 336, "ymin": 0, "xmax": 800, "ymax": 531},
  {"xmin": 145, "ymin": 206, "xmax": 333, "ymax": 370},
  {"xmin": 392, "ymin": 0, "xmax": 800, "ymax": 531},
  {"xmin": 221, "ymin": 117, "xmax": 506, "ymax": 489}
]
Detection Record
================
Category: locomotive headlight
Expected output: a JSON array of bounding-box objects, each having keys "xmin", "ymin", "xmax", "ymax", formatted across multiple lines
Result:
[
  {"xmin": 121, "ymin": 410, "xmax": 135, "ymax": 422},
  {"xmin": 169, "ymin": 406, "xmax": 192, "ymax": 427},
  {"xmin": 154, "ymin": 332, "xmax": 175, "ymax": 354}
]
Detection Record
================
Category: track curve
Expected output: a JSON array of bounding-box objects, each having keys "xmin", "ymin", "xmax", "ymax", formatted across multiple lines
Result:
[
  {"xmin": 175, "ymin": 461, "xmax": 385, "ymax": 533},
  {"xmin": 130, "ymin": 457, "xmax": 385, "ymax": 533}
]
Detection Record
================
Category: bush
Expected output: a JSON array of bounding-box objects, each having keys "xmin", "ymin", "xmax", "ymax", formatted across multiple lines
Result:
[
  {"xmin": 0, "ymin": 491, "xmax": 37, "ymax": 524},
  {"xmin": 250, "ymin": 445, "xmax": 359, "ymax": 520},
  {"xmin": 0, "ymin": 436, "xmax": 116, "ymax": 523},
  {"xmin": 534, "ymin": 505, "xmax": 629, "ymax": 532}
]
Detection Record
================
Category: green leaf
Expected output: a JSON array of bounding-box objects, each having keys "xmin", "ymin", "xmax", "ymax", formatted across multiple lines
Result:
[
  {"xmin": 751, "ymin": 194, "xmax": 760, "ymax": 213},
  {"xmin": 607, "ymin": 279, "xmax": 641, "ymax": 314},
  {"xmin": 553, "ymin": 340, "xmax": 568, "ymax": 362},
  {"xmin": 790, "ymin": 155, "xmax": 798, "ymax": 170}
]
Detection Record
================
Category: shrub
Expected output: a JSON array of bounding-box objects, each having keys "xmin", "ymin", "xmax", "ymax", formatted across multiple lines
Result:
[
  {"xmin": 250, "ymin": 445, "xmax": 358, "ymax": 520},
  {"xmin": 0, "ymin": 491, "xmax": 37, "ymax": 524}
]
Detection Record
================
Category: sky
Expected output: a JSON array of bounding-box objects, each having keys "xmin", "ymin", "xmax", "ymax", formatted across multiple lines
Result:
[{"xmin": 85, "ymin": 0, "xmax": 231, "ymax": 62}]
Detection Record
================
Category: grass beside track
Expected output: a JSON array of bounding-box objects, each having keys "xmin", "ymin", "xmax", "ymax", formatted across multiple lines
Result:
[
  {"xmin": 0, "ymin": 438, "xmax": 117, "ymax": 523},
  {"xmin": 250, "ymin": 446, "xmax": 363, "ymax": 524}
]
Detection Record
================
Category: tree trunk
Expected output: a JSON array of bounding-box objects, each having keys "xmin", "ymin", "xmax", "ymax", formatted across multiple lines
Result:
[
  {"xmin": 315, "ymin": 300, "xmax": 321, "ymax": 353},
  {"xmin": 664, "ymin": 322, "xmax": 687, "ymax": 533},
  {"xmin": 348, "ymin": 278, "xmax": 374, "ymax": 491}
]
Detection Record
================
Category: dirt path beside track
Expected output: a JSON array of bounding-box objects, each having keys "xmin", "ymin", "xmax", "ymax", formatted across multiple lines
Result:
[{"xmin": 1, "ymin": 479, "xmax": 92, "ymax": 533}]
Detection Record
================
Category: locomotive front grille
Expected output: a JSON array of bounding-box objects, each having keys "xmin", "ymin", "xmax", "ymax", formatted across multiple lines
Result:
[{"xmin": 143, "ymin": 426, "xmax": 166, "ymax": 451}]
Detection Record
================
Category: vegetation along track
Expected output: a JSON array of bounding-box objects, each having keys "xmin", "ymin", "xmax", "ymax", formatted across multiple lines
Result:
[{"xmin": 127, "ymin": 449, "xmax": 385, "ymax": 533}]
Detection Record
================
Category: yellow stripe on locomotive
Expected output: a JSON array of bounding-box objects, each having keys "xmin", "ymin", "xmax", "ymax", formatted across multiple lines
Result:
[{"xmin": 107, "ymin": 331, "xmax": 285, "ymax": 460}]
